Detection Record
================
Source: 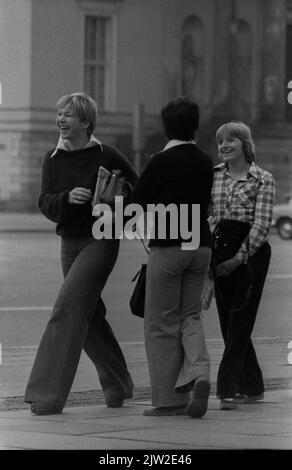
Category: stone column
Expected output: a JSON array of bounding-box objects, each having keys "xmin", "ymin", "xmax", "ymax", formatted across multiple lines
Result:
[{"xmin": 260, "ymin": 0, "xmax": 286, "ymax": 121}]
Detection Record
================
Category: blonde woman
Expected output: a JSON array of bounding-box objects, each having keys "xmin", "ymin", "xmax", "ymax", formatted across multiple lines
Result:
[
  {"xmin": 24, "ymin": 93, "xmax": 137, "ymax": 414},
  {"xmin": 210, "ymin": 122, "xmax": 275, "ymax": 410}
]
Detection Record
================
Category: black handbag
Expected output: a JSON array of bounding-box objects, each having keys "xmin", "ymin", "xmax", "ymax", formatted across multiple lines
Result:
[
  {"xmin": 129, "ymin": 263, "xmax": 147, "ymax": 318},
  {"xmin": 212, "ymin": 218, "xmax": 250, "ymax": 266},
  {"xmin": 129, "ymin": 239, "xmax": 149, "ymax": 318},
  {"xmin": 212, "ymin": 218, "xmax": 253, "ymax": 312}
]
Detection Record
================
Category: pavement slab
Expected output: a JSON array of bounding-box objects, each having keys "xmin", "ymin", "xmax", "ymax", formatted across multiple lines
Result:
[
  {"xmin": 0, "ymin": 214, "xmax": 291, "ymax": 452},
  {"xmin": 0, "ymin": 392, "xmax": 291, "ymax": 450}
]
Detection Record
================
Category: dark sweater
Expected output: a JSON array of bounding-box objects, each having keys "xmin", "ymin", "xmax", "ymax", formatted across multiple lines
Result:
[
  {"xmin": 132, "ymin": 143, "xmax": 214, "ymax": 248},
  {"xmin": 38, "ymin": 144, "xmax": 137, "ymax": 238}
]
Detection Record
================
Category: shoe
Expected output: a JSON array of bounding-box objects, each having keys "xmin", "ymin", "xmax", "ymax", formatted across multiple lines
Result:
[
  {"xmin": 30, "ymin": 402, "xmax": 62, "ymax": 415},
  {"xmin": 234, "ymin": 393, "xmax": 264, "ymax": 404},
  {"xmin": 105, "ymin": 385, "xmax": 133, "ymax": 408},
  {"xmin": 220, "ymin": 398, "xmax": 236, "ymax": 410},
  {"xmin": 186, "ymin": 379, "xmax": 210, "ymax": 418},
  {"xmin": 143, "ymin": 406, "xmax": 187, "ymax": 416},
  {"xmin": 106, "ymin": 398, "xmax": 125, "ymax": 408},
  {"xmin": 105, "ymin": 390, "xmax": 127, "ymax": 408}
]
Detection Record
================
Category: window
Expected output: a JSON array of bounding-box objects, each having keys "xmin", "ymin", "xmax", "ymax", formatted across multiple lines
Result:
[{"xmin": 84, "ymin": 15, "xmax": 112, "ymax": 110}]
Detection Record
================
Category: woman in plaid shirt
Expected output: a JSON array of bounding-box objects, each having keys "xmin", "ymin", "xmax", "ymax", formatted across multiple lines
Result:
[{"xmin": 210, "ymin": 121, "xmax": 275, "ymax": 410}]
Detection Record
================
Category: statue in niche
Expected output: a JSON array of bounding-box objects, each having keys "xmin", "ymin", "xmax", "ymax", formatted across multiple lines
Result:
[{"xmin": 264, "ymin": 76, "xmax": 278, "ymax": 105}]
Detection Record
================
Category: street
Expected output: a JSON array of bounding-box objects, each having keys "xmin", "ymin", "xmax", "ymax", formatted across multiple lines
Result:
[{"xmin": 0, "ymin": 231, "xmax": 291, "ymax": 348}]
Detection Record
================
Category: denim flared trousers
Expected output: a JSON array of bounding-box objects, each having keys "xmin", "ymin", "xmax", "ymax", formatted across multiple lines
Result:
[{"xmin": 24, "ymin": 237, "xmax": 133, "ymax": 411}]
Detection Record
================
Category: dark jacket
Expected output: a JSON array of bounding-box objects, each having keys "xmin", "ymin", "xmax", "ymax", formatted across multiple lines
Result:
[
  {"xmin": 38, "ymin": 143, "xmax": 137, "ymax": 238},
  {"xmin": 132, "ymin": 143, "xmax": 214, "ymax": 248}
]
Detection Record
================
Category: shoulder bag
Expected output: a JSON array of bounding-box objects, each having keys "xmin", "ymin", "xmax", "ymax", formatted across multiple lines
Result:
[
  {"xmin": 212, "ymin": 218, "xmax": 253, "ymax": 312},
  {"xmin": 129, "ymin": 238, "xmax": 149, "ymax": 318}
]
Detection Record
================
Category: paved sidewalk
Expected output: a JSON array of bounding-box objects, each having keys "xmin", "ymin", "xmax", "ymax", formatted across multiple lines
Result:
[
  {"xmin": 0, "ymin": 212, "xmax": 54, "ymax": 232},
  {"xmin": 0, "ymin": 338, "xmax": 291, "ymax": 450},
  {"xmin": 0, "ymin": 391, "xmax": 291, "ymax": 450},
  {"xmin": 0, "ymin": 213, "xmax": 291, "ymax": 451}
]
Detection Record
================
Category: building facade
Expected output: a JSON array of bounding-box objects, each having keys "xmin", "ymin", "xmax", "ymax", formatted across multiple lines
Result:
[{"xmin": 0, "ymin": 0, "xmax": 291, "ymax": 210}]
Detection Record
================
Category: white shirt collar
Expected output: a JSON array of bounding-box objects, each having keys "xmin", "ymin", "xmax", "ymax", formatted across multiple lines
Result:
[
  {"xmin": 50, "ymin": 135, "xmax": 103, "ymax": 157},
  {"xmin": 162, "ymin": 139, "xmax": 196, "ymax": 151}
]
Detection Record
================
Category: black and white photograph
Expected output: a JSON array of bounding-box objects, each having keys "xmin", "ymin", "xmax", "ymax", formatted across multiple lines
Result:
[{"xmin": 0, "ymin": 0, "xmax": 291, "ymax": 457}]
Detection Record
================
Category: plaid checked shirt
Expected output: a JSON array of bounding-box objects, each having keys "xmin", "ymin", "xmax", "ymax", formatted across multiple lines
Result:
[{"xmin": 209, "ymin": 162, "xmax": 275, "ymax": 264}]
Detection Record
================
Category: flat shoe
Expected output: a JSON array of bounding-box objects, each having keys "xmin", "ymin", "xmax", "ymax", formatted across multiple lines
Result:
[
  {"xmin": 105, "ymin": 389, "xmax": 126, "ymax": 408},
  {"xmin": 220, "ymin": 398, "xmax": 236, "ymax": 410},
  {"xmin": 234, "ymin": 393, "xmax": 264, "ymax": 404},
  {"xmin": 106, "ymin": 398, "xmax": 125, "ymax": 408},
  {"xmin": 143, "ymin": 406, "xmax": 187, "ymax": 416},
  {"xmin": 186, "ymin": 379, "xmax": 210, "ymax": 418},
  {"xmin": 105, "ymin": 385, "xmax": 133, "ymax": 407},
  {"xmin": 30, "ymin": 402, "xmax": 62, "ymax": 415}
]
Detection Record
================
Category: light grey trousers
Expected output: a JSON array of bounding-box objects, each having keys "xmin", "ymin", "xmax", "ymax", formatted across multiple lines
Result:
[{"xmin": 144, "ymin": 245, "xmax": 211, "ymax": 407}]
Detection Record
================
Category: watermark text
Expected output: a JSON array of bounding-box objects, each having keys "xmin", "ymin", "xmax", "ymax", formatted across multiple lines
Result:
[{"xmin": 92, "ymin": 197, "xmax": 200, "ymax": 250}]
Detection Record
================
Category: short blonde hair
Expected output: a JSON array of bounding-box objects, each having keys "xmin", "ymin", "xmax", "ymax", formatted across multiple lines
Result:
[
  {"xmin": 215, "ymin": 121, "xmax": 256, "ymax": 163},
  {"xmin": 56, "ymin": 92, "xmax": 98, "ymax": 137}
]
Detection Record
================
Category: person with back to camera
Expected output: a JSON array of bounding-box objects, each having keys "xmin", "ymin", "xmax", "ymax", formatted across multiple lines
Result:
[
  {"xmin": 209, "ymin": 121, "xmax": 275, "ymax": 410},
  {"xmin": 132, "ymin": 96, "xmax": 214, "ymax": 418},
  {"xmin": 24, "ymin": 92, "xmax": 137, "ymax": 415}
]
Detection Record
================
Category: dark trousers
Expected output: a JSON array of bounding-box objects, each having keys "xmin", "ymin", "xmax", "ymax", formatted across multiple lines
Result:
[
  {"xmin": 24, "ymin": 237, "xmax": 133, "ymax": 410},
  {"xmin": 214, "ymin": 242, "xmax": 271, "ymax": 398}
]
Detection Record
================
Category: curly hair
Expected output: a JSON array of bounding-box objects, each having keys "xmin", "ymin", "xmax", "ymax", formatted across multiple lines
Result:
[{"xmin": 161, "ymin": 96, "xmax": 199, "ymax": 141}]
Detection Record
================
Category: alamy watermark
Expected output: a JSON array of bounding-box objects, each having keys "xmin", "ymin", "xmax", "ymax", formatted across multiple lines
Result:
[
  {"xmin": 288, "ymin": 80, "xmax": 292, "ymax": 105},
  {"xmin": 92, "ymin": 197, "xmax": 200, "ymax": 250}
]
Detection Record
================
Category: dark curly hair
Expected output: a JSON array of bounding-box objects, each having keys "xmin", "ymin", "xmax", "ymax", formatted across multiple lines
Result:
[{"xmin": 161, "ymin": 96, "xmax": 199, "ymax": 141}]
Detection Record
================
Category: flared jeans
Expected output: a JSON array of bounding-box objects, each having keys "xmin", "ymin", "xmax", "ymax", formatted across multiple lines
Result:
[{"xmin": 24, "ymin": 237, "xmax": 133, "ymax": 411}]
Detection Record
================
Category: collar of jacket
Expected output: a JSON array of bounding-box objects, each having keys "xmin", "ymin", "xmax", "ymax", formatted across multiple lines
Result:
[
  {"xmin": 162, "ymin": 139, "xmax": 196, "ymax": 151},
  {"xmin": 50, "ymin": 135, "xmax": 103, "ymax": 158},
  {"xmin": 214, "ymin": 161, "xmax": 265, "ymax": 183}
]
